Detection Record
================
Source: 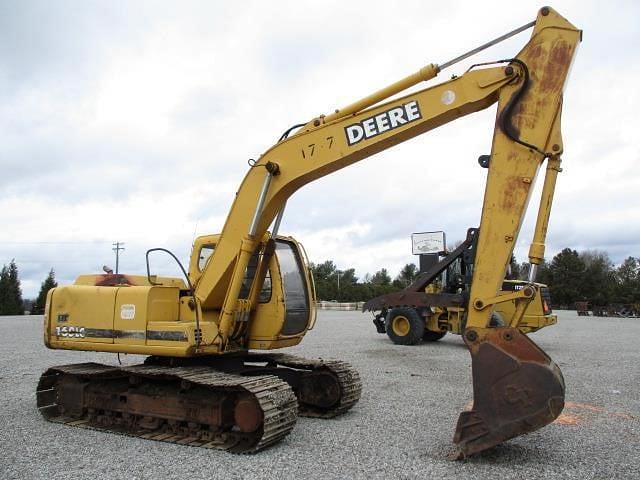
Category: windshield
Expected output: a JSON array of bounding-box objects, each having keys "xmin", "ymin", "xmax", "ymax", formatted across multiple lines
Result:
[{"xmin": 276, "ymin": 240, "xmax": 310, "ymax": 335}]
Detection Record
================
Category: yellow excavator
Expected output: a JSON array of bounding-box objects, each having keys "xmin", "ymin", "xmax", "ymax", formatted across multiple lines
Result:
[{"xmin": 38, "ymin": 7, "xmax": 581, "ymax": 458}]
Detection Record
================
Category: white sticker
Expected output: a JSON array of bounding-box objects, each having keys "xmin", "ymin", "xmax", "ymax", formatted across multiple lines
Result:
[
  {"xmin": 441, "ymin": 90, "xmax": 456, "ymax": 105},
  {"xmin": 55, "ymin": 326, "xmax": 86, "ymax": 338},
  {"xmin": 120, "ymin": 304, "xmax": 136, "ymax": 320}
]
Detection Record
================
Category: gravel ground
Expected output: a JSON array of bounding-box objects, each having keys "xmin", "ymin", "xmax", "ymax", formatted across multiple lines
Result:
[{"xmin": 0, "ymin": 311, "xmax": 638, "ymax": 480}]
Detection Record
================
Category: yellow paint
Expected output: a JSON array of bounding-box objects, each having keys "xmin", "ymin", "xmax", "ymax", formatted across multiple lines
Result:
[{"xmin": 391, "ymin": 315, "xmax": 411, "ymax": 337}]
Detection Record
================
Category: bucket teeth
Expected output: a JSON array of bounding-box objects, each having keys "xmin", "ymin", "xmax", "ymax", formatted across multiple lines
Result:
[{"xmin": 454, "ymin": 327, "xmax": 565, "ymax": 458}]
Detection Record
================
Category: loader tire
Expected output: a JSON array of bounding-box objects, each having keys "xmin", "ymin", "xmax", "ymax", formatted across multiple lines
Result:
[
  {"xmin": 385, "ymin": 307, "xmax": 424, "ymax": 345},
  {"xmin": 422, "ymin": 329, "xmax": 447, "ymax": 342}
]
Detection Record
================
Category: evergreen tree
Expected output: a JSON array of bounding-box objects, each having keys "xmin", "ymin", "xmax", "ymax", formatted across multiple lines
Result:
[
  {"xmin": 34, "ymin": 269, "xmax": 58, "ymax": 315},
  {"xmin": 614, "ymin": 257, "xmax": 640, "ymax": 303},
  {"xmin": 579, "ymin": 250, "xmax": 615, "ymax": 305},
  {"xmin": 535, "ymin": 259, "xmax": 552, "ymax": 285},
  {"xmin": 0, "ymin": 260, "xmax": 24, "ymax": 315},
  {"xmin": 8, "ymin": 260, "xmax": 23, "ymax": 314},
  {"xmin": 311, "ymin": 260, "xmax": 337, "ymax": 281},
  {"xmin": 339, "ymin": 268, "xmax": 358, "ymax": 285},
  {"xmin": 547, "ymin": 248, "xmax": 585, "ymax": 307},
  {"xmin": 309, "ymin": 261, "xmax": 338, "ymax": 300},
  {"xmin": 371, "ymin": 268, "xmax": 391, "ymax": 286},
  {"xmin": 0, "ymin": 265, "xmax": 8, "ymax": 314},
  {"xmin": 394, "ymin": 263, "xmax": 418, "ymax": 288}
]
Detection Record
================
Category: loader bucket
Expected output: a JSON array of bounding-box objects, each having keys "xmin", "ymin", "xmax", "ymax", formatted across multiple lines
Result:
[{"xmin": 453, "ymin": 327, "xmax": 564, "ymax": 458}]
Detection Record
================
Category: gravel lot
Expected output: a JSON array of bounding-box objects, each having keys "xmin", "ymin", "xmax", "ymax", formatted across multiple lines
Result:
[{"xmin": 1, "ymin": 311, "xmax": 638, "ymax": 480}]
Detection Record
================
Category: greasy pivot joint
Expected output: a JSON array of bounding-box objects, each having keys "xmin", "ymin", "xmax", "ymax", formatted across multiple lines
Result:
[
  {"xmin": 265, "ymin": 161, "xmax": 280, "ymax": 175},
  {"xmin": 521, "ymin": 286, "xmax": 535, "ymax": 298},
  {"xmin": 465, "ymin": 329, "xmax": 478, "ymax": 342},
  {"xmin": 478, "ymin": 155, "xmax": 490, "ymax": 168}
]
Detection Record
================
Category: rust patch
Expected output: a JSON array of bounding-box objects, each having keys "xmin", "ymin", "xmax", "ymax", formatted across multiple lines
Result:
[
  {"xmin": 500, "ymin": 171, "xmax": 531, "ymax": 212},
  {"xmin": 553, "ymin": 401, "xmax": 637, "ymax": 426},
  {"xmin": 95, "ymin": 274, "xmax": 135, "ymax": 286},
  {"xmin": 555, "ymin": 412, "xmax": 581, "ymax": 425},
  {"xmin": 527, "ymin": 43, "xmax": 545, "ymax": 64},
  {"xmin": 523, "ymin": 42, "xmax": 545, "ymax": 85},
  {"xmin": 565, "ymin": 401, "xmax": 605, "ymax": 413},
  {"xmin": 540, "ymin": 41, "xmax": 572, "ymax": 94}
]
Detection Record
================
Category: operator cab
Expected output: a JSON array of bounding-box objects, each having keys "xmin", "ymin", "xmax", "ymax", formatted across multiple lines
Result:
[{"xmin": 190, "ymin": 234, "xmax": 316, "ymax": 343}]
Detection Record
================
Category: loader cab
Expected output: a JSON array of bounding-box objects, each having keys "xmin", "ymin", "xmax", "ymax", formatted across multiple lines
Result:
[{"xmin": 190, "ymin": 234, "xmax": 316, "ymax": 348}]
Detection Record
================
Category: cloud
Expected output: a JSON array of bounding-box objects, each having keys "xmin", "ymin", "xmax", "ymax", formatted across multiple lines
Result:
[{"xmin": 2, "ymin": 0, "xmax": 639, "ymax": 298}]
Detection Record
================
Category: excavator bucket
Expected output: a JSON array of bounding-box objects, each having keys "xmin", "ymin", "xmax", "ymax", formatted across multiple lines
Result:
[{"xmin": 453, "ymin": 327, "xmax": 564, "ymax": 458}]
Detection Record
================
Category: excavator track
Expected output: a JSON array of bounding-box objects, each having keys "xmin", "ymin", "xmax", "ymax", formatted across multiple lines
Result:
[
  {"xmin": 36, "ymin": 362, "xmax": 298, "ymax": 453},
  {"xmin": 143, "ymin": 352, "xmax": 363, "ymax": 419},
  {"xmin": 253, "ymin": 353, "xmax": 362, "ymax": 418}
]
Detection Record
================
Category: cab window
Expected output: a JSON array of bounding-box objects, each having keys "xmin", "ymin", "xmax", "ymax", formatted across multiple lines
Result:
[
  {"xmin": 276, "ymin": 241, "xmax": 310, "ymax": 335},
  {"xmin": 238, "ymin": 252, "xmax": 272, "ymax": 303},
  {"xmin": 198, "ymin": 245, "xmax": 215, "ymax": 271}
]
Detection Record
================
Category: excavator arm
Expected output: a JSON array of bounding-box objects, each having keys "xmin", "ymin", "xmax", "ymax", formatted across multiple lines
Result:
[{"xmin": 193, "ymin": 6, "xmax": 580, "ymax": 456}]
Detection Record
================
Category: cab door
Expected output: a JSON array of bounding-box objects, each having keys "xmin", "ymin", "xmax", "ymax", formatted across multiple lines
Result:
[
  {"xmin": 246, "ymin": 237, "xmax": 314, "ymax": 346},
  {"xmin": 274, "ymin": 239, "xmax": 312, "ymax": 336}
]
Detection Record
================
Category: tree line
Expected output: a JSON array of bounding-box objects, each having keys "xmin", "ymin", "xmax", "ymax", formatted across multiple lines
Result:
[
  {"xmin": 310, "ymin": 260, "xmax": 420, "ymax": 303},
  {"xmin": 312, "ymin": 249, "xmax": 640, "ymax": 307},
  {"xmin": 0, "ymin": 260, "xmax": 57, "ymax": 315},
  {"xmin": 522, "ymin": 249, "xmax": 640, "ymax": 308}
]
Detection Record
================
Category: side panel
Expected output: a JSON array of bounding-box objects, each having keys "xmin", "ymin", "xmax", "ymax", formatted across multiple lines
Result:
[
  {"xmin": 49, "ymin": 285, "xmax": 117, "ymax": 344},
  {"xmin": 113, "ymin": 287, "xmax": 148, "ymax": 345},
  {"xmin": 46, "ymin": 284, "xmax": 212, "ymax": 356}
]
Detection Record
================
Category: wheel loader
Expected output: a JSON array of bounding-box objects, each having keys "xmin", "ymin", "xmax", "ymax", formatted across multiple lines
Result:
[
  {"xmin": 37, "ymin": 7, "xmax": 581, "ymax": 458},
  {"xmin": 365, "ymin": 228, "xmax": 557, "ymax": 345}
]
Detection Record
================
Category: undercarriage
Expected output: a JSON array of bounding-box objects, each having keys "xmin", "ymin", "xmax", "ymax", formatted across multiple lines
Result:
[{"xmin": 36, "ymin": 353, "xmax": 361, "ymax": 453}]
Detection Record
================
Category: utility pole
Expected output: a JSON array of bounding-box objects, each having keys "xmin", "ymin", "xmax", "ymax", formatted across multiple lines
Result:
[{"xmin": 112, "ymin": 242, "xmax": 125, "ymax": 274}]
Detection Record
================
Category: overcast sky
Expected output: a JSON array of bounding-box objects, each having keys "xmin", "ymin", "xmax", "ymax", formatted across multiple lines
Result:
[{"xmin": 2, "ymin": 0, "xmax": 639, "ymax": 298}]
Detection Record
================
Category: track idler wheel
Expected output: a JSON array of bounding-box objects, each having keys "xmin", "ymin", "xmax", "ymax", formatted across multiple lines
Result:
[{"xmin": 453, "ymin": 327, "xmax": 565, "ymax": 458}]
